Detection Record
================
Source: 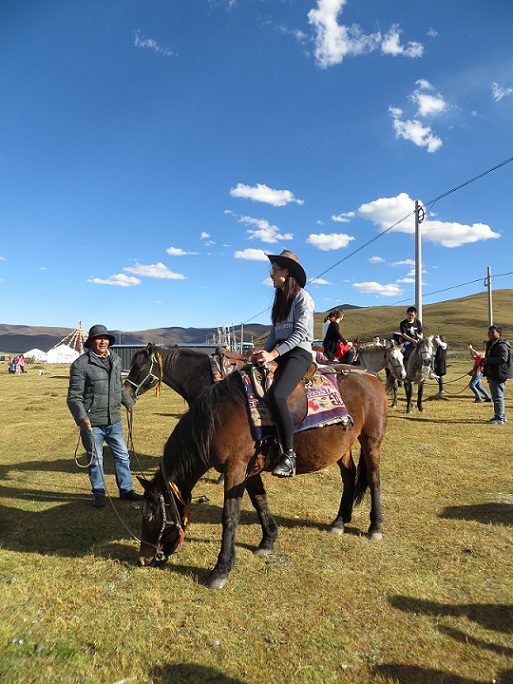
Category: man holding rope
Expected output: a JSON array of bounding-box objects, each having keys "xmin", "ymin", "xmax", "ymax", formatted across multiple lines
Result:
[{"xmin": 67, "ymin": 324, "xmax": 143, "ymax": 508}]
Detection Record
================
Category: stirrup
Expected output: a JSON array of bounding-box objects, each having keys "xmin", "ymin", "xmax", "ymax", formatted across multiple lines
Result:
[{"xmin": 272, "ymin": 450, "xmax": 296, "ymax": 478}]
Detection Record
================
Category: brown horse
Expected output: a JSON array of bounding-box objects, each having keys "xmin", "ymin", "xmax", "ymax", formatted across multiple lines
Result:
[
  {"xmin": 124, "ymin": 343, "xmax": 249, "ymax": 405},
  {"xmin": 137, "ymin": 366, "xmax": 388, "ymax": 589}
]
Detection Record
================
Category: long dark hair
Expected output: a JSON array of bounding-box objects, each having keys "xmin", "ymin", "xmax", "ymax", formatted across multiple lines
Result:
[{"xmin": 271, "ymin": 276, "xmax": 301, "ymax": 324}]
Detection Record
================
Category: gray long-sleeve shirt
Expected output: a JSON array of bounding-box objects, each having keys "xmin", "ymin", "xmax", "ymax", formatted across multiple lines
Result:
[{"xmin": 264, "ymin": 289, "xmax": 315, "ymax": 357}]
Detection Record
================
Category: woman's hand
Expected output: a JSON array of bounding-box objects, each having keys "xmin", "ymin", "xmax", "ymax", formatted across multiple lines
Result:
[{"xmin": 252, "ymin": 349, "xmax": 279, "ymax": 365}]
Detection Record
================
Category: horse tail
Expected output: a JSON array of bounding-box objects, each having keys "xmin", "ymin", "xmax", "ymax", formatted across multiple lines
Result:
[{"xmin": 353, "ymin": 449, "xmax": 368, "ymax": 505}]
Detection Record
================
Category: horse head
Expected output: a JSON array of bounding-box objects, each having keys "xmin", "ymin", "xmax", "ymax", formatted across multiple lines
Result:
[
  {"xmin": 137, "ymin": 473, "xmax": 189, "ymax": 567},
  {"xmin": 124, "ymin": 343, "xmax": 163, "ymax": 399},
  {"xmin": 417, "ymin": 335, "xmax": 435, "ymax": 367},
  {"xmin": 386, "ymin": 341, "xmax": 407, "ymax": 380}
]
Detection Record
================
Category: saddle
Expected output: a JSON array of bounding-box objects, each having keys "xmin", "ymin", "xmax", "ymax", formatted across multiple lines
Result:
[
  {"xmin": 213, "ymin": 346, "xmax": 252, "ymax": 379},
  {"xmin": 250, "ymin": 359, "xmax": 318, "ymax": 427}
]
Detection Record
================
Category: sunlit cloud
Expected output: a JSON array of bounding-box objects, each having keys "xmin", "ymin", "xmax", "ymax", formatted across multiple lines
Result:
[
  {"xmin": 332, "ymin": 212, "xmax": 354, "ymax": 223},
  {"xmin": 166, "ymin": 247, "xmax": 199, "ymax": 256},
  {"xmin": 200, "ymin": 232, "xmax": 210, "ymax": 239},
  {"xmin": 307, "ymin": 0, "xmax": 423, "ymax": 68},
  {"xmin": 389, "ymin": 107, "xmax": 442, "ymax": 152},
  {"xmin": 369, "ymin": 256, "xmax": 385, "ymax": 263},
  {"xmin": 124, "ymin": 262, "xmax": 185, "ymax": 279},
  {"xmin": 492, "ymin": 82, "xmax": 513, "ymax": 102},
  {"xmin": 234, "ymin": 248, "xmax": 269, "ymax": 261},
  {"xmin": 307, "ymin": 232, "xmax": 355, "ymax": 250},
  {"xmin": 88, "ymin": 274, "xmax": 140, "ymax": 287},
  {"xmin": 310, "ymin": 277, "xmax": 331, "ymax": 285},
  {"xmin": 356, "ymin": 193, "xmax": 501, "ymax": 247},
  {"xmin": 239, "ymin": 216, "xmax": 293, "ymax": 243},
  {"xmin": 353, "ymin": 281, "xmax": 403, "ymax": 296},
  {"xmin": 230, "ymin": 183, "xmax": 304, "ymax": 206},
  {"xmin": 133, "ymin": 31, "xmax": 176, "ymax": 57}
]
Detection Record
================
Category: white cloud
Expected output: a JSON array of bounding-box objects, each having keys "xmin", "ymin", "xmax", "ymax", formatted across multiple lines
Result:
[
  {"xmin": 392, "ymin": 259, "xmax": 415, "ymax": 267},
  {"xmin": 410, "ymin": 80, "xmax": 446, "ymax": 116},
  {"xmin": 389, "ymin": 107, "xmax": 443, "ymax": 152},
  {"xmin": 133, "ymin": 31, "xmax": 175, "ymax": 57},
  {"xmin": 234, "ymin": 248, "xmax": 269, "ymax": 261},
  {"xmin": 230, "ymin": 183, "xmax": 303, "ymax": 206},
  {"xmin": 356, "ymin": 193, "xmax": 501, "ymax": 247},
  {"xmin": 307, "ymin": 232, "xmax": 355, "ymax": 250},
  {"xmin": 88, "ymin": 274, "xmax": 140, "ymax": 287},
  {"xmin": 353, "ymin": 281, "xmax": 403, "ymax": 296},
  {"xmin": 307, "ymin": 0, "xmax": 423, "ymax": 68},
  {"xmin": 396, "ymin": 277, "xmax": 415, "ymax": 284},
  {"xmin": 492, "ymin": 82, "xmax": 513, "ymax": 102},
  {"xmin": 310, "ymin": 277, "xmax": 331, "ymax": 285},
  {"xmin": 200, "ymin": 232, "xmax": 210, "ymax": 239},
  {"xmin": 0, "ymin": 256, "xmax": 5, "ymax": 261},
  {"xmin": 369, "ymin": 256, "xmax": 385, "ymax": 263},
  {"xmin": 332, "ymin": 212, "xmax": 354, "ymax": 223},
  {"xmin": 166, "ymin": 247, "xmax": 198, "ymax": 256},
  {"xmin": 381, "ymin": 25, "xmax": 423, "ymax": 58},
  {"xmin": 124, "ymin": 262, "xmax": 186, "ymax": 279},
  {"xmin": 239, "ymin": 216, "xmax": 293, "ymax": 243}
]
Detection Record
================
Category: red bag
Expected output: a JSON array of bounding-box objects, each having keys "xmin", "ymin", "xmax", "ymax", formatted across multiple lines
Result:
[{"xmin": 336, "ymin": 340, "xmax": 351, "ymax": 359}]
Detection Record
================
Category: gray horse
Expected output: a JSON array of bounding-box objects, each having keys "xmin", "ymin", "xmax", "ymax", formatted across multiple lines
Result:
[{"xmin": 387, "ymin": 335, "xmax": 436, "ymax": 413}]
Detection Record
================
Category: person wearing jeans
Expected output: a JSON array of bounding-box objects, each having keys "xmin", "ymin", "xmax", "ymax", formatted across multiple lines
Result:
[
  {"xmin": 67, "ymin": 324, "xmax": 144, "ymax": 508},
  {"xmin": 483, "ymin": 325, "xmax": 513, "ymax": 425},
  {"xmin": 468, "ymin": 343, "xmax": 492, "ymax": 403}
]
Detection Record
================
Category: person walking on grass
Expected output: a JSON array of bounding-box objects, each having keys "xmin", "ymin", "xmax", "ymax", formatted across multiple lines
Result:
[
  {"xmin": 67, "ymin": 324, "xmax": 143, "ymax": 508},
  {"xmin": 483, "ymin": 325, "xmax": 513, "ymax": 425},
  {"xmin": 468, "ymin": 342, "xmax": 492, "ymax": 404}
]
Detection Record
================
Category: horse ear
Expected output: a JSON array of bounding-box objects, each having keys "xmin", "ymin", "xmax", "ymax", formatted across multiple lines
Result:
[
  {"xmin": 146, "ymin": 343, "xmax": 154, "ymax": 354},
  {"xmin": 137, "ymin": 476, "xmax": 152, "ymax": 492}
]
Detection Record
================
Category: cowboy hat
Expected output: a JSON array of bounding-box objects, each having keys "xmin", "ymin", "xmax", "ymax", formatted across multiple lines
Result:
[
  {"xmin": 267, "ymin": 250, "xmax": 307, "ymax": 288},
  {"xmin": 84, "ymin": 324, "xmax": 116, "ymax": 348}
]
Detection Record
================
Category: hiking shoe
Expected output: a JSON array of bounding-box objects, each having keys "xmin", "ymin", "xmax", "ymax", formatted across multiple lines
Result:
[
  {"xmin": 487, "ymin": 418, "xmax": 504, "ymax": 425},
  {"xmin": 272, "ymin": 449, "xmax": 297, "ymax": 478},
  {"xmin": 474, "ymin": 399, "xmax": 483, "ymax": 403},
  {"xmin": 484, "ymin": 398, "xmax": 492, "ymax": 402},
  {"xmin": 93, "ymin": 495, "xmax": 106, "ymax": 508},
  {"xmin": 119, "ymin": 490, "xmax": 144, "ymax": 501}
]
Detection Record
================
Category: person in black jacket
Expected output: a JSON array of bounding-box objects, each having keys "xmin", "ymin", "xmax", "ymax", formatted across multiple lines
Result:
[
  {"xmin": 483, "ymin": 325, "xmax": 513, "ymax": 425},
  {"xmin": 67, "ymin": 324, "xmax": 143, "ymax": 508},
  {"xmin": 322, "ymin": 309, "xmax": 353, "ymax": 362}
]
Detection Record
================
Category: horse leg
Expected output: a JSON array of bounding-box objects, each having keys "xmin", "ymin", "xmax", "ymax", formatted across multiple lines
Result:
[
  {"xmin": 391, "ymin": 381, "xmax": 398, "ymax": 408},
  {"xmin": 356, "ymin": 439, "xmax": 383, "ymax": 540},
  {"xmin": 330, "ymin": 452, "xmax": 356, "ymax": 535},
  {"xmin": 417, "ymin": 383, "xmax": 424, "ymax": 412},
  {"xmin": 405, "ymin": 381, "xmax": 413, "ymax": 413},
  {"xmin": 207, "ymin": 479, "xmax": 246, "ymax": 590},
  {"xmin": 245, "ymin": 473, "xmax": 279, "ymax": 556}
]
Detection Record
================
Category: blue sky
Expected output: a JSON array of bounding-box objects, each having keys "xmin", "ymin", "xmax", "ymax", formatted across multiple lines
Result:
[{"xmin": 1, "ymin": 0, "xmax": 513, "ymax": 332}]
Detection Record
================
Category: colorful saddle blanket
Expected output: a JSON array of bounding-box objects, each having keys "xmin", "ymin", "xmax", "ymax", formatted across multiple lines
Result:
[{"xmin": 238, "ymin": 368, "xmax": 353, "ymax": 441}]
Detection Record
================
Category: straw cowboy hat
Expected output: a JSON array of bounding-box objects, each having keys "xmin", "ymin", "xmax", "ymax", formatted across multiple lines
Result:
[
  {"xmin": 84, "ymin": 324, "xmax": 116, "ymax": 348},
  {"xmin": 267, "ymin": 250, "xmax": 307, "ymax": 288}
]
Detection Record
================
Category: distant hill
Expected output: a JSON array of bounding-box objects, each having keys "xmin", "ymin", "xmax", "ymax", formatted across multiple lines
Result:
[{"xmin": 1, "ymin": 290, "xmax": 511, "ymax": 354}]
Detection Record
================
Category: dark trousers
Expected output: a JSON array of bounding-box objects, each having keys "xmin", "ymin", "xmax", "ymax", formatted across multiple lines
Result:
[{"xmin": 267, "ymin": 347, "xmax": 312, "ymax": 451}]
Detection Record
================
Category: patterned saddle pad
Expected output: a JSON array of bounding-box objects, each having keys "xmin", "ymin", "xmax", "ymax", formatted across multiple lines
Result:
[{"xmin": 238, "ymin": 368, "xmax": 352, "ymax": 441}]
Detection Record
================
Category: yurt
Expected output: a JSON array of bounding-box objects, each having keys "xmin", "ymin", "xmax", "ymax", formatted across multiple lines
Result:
[{"xmin": 46, "ymin": 345, "xmax": 81, "ymax": 364}]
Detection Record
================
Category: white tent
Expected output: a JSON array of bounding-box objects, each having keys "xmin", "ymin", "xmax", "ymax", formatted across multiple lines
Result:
[
  {"xmin": 24, "ymin": 348, "xmax": 48, "ymax": 362},
  {"xmin": 46, "ymin": 344, "xmax": 81, "ymax": 364}
]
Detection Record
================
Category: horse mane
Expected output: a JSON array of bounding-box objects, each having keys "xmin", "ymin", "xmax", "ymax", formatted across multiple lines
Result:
[
  {"xmin": 159, "ymin": 373, "xmax": 247, "ymax": 485},
  {"xmin": 358, "ymin": 342, "xmax": 386, "ymax": 354},
  {"xmin": 160, "ymin": 346, "xmax": 212, "ymax": 400}
]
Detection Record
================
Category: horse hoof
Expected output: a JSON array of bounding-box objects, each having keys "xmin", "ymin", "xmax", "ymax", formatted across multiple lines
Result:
[
  {"xmin": 368, "ymin": 531, "xmax": 383, "ymax": 541},
  {"xmin": 329, "ymin": 521, "xmax": 345, "ymax": 536},
  {"xmin": 206, "ymin": 575, "xmax": 227, "ymax": 590},
  {"xmin": 254, "ymin": 547, "xmax": 273, "ymax": 557}
]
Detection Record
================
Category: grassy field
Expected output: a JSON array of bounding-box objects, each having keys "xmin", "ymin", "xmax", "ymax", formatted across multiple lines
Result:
[{"xmin": 1, "ymin": 358, "xmax": 513, "ymax": 683}]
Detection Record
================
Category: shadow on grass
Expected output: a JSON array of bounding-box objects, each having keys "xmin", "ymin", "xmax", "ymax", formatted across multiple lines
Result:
[
  {"xmin": 0, "ymin": 453, "xmax": 160, "ymax": 478},
  {"xmin": 374, "ymin": 664, "xmax": 513, "ymax": 684},
  {"xmin": 440, "ymin": 502, "xmax": 513, "ymax": 526},
  {"xmin": 390, "ymin": 595, "xmax": 513, "ymax": 633},
  {"xmin": 149, "ymin": 663, "xmax": 245, "ymax": 683}
]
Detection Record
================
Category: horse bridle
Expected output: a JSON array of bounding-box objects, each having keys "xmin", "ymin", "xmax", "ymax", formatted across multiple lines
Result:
[
  {"xmin": 141, "ymin": 462, "xmax": 190, "ymax": 562},
  {"xmin": 125, "ymin": 351, "xmax": 163, "ymax": 398},
  {"xmin": 386, "ymin": 348, "xmax": 405, "ymax": 379}
]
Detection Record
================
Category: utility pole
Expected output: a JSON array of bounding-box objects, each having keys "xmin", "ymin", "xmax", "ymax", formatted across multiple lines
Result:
[
  {"xmin": 415, "ymin": 200, "xmax": 425, "ymax": 322},
  {"xmin": 486, "ymin": 266, "xmax": 493, "ymax": 327}
]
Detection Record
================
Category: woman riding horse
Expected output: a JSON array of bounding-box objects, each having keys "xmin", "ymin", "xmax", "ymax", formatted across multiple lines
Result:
[{"xmin": 252, "ymin": 250, "xmax": 314, "ymax": 479}]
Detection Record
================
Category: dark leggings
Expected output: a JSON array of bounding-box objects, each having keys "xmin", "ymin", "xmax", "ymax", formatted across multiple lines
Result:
[{"xmin": 267, "ymin": 347, "xmax": 312, "ymax": 451}]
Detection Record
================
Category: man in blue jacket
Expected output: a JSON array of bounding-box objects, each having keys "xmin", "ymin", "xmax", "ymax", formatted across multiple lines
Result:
[{"xmin": 67, "ymin": 324, "xmax": 143, "ymax": 508}]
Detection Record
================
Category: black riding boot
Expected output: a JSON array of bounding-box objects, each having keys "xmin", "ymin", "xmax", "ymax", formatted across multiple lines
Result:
[{"xmin": 272, "ymin": 448, "xmax": 296, "ymax": 478}]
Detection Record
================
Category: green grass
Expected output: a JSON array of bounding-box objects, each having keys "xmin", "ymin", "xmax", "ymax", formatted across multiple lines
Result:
[{"xmin": 1, "ymin": 359, "xmax": 513, "ymax": 683}]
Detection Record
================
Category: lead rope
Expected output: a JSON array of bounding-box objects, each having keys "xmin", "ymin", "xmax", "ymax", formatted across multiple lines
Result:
[{"xmin": 73, "ymin": 425, "xmax": 142, "ymax": 546}]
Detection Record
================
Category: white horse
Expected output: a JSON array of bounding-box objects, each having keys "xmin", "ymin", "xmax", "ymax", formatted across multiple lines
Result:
[{"xmin": 356, "ymin": 342, "xmax": 406, "ymax": 407}]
